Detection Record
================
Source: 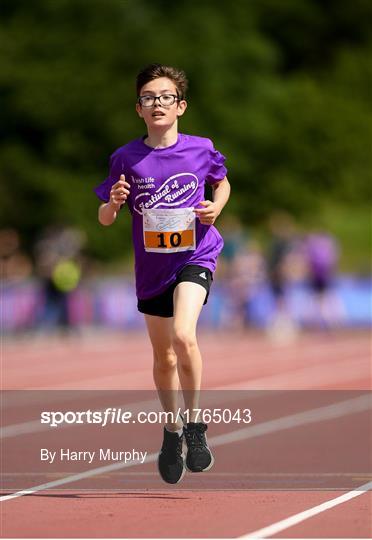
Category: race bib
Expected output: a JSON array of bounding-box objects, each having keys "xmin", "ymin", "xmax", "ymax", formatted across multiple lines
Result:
[{"xmin": 143, "ymin": 208, "xmax": 196, "ymax": 253}]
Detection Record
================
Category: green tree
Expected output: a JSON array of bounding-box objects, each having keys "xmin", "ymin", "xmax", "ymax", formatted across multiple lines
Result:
[{"xmin": 1, "ymin": 0, "xmax": 371, "ymax": 265}]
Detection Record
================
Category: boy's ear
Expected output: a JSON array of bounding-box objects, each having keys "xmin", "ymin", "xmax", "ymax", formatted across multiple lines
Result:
[
  {"xmin": 136, "ymin": 103, "xmax": 143, "ymax": 118},
  {"xmin": 177, "ymin": 99, "xmax": 187, "ymax": 118}
]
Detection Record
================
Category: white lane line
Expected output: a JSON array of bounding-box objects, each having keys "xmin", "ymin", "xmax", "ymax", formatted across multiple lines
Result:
[
  {"xmin": 240, "ymin": 481, "xmax": 372, "ymax": 538},
  {"xmin": 2, "ymin": 355, "xmax": 369, "ymax": 438},
  {"xmin": 2, "ymin": 472, "xmax": 370, "ymax": 478},
  {"xmin": 209, "ymin": 393, "xmax": 371, "ymax": 447},
  {"xmin": 0, "ymin": 452, "xmax": 159, "ymax": 502},
  {"xmin": 219, "ymin": 357, "xmax": 369, "ymax": 390},
  {"xmin": 1, "ymin": 393, "xmax": 370, "ymax": 503},
  {"xmin": 4, "ymin": 336, "xmax": 367, "ymax": 388},
  {"xmin": 27, "ymin": 370, "xmax": 151, "ymax": 390},
  {"xmin": 0, "ymin": 384, "xmax": 366, "ymax": 440},
  {"xmin": 2, "ymin": 333, "xmax": 360, "ymax": 354},
  {"xmin": 5, "ymin": 345, "xmax": 369, "ymax": 391}
]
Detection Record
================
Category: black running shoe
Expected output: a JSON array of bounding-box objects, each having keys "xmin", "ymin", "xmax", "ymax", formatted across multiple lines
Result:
[
  {"xmin": 183, "ymin": 422, "xmax": 214, "ymax": 472},
  {"xmin": 158, "ymin": 428, "xmax": 185, "ymax": 484}
]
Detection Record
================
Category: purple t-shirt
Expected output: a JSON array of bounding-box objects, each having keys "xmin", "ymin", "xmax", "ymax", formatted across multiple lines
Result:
[
  {"xmin": 306, "ymin": 234, "xmax": 338, "ymax": 277},
  {"xmin": 94, "ymin": 133, "xmax": 227, "ymax": 299}
]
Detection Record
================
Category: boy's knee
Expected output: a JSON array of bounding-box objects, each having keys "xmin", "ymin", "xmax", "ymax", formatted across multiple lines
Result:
[
  {"xmin": 153, "ymin": 348, "xmax": 177, "ymax": 371},
  {"xmin": 171, "ymin": 327, "xmax": 197, "ymax": 352}
]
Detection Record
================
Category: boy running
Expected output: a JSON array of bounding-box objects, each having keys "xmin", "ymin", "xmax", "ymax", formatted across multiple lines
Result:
[{"xmin": 94, "ymin": 64, "xmax": 231, "ymax": 484}]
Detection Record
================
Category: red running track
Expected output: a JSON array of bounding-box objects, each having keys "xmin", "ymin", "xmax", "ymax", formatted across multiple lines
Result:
[{"xmin": 1, "ymin": 329, "xmax": 371, "ymax": 538}]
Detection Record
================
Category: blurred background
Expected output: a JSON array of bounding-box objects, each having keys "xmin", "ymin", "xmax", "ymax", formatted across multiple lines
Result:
[{"xmin": 1, "ymin": 0, "xmax": 371, "ymax": 337}]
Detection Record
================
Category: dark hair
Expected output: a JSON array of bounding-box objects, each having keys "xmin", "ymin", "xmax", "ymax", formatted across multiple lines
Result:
[{"xmin": 136, "ymin": 63, "xmax": 188, "ymax": 99}]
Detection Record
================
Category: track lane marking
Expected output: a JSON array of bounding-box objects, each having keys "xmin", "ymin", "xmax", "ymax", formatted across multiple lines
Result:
[
  {"xmin": 2, "ymin": 356, "xmax": 369, "ymax": 439},
  {"xmin": 4, "ymin": 336, "xmax": 368, "ymax": 388},
  {"xmin": 216, "ymin": 357, "xmax": 368, "ymax": 390},
  {"xmin": 239, "ymin": 481, "xmax": 372, "ymax": 538},
  {"xmin": 1, "ymin": 393, "xmax": 370, "ymax": 502}
]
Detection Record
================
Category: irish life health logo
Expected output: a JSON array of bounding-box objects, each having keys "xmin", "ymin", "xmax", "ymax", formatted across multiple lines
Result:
[{"xmin": 134, "ymin": 173, "xmax": 199, "ymax": 215}]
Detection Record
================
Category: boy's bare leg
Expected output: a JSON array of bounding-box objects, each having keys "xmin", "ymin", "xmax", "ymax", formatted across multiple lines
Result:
[
  {"xmin": 144, "ymin": 314, "xmax": 182, "ymax": 431},
  {"xmin": 172, "ymin": 281, "xmax": 206, "ymax": 422}
]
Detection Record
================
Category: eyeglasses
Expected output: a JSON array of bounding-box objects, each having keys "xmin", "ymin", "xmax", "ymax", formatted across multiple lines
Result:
[{"xmin": 137, "ymin": 94, "xmax": 180, "ymax": 108}]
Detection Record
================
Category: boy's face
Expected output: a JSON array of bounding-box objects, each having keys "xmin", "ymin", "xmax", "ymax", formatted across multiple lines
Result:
[{"xmin": 136, "ymin": 77, "xmax": 187, "ymax": 130}]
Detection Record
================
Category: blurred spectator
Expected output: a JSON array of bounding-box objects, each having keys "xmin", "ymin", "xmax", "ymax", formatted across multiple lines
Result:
[
  {"xmin": 305, "ymin": 231, "xmax": 345, "ymax": 328},
  {"xmin": 34, "ymin": 226, "xmax": 85, "ymax": 331},
  {"xmin": 228, "ymin": 239, "xmax": 266, "ymax": 329},
  {"xmin": 220, "ymin": 214, "xmax": 246, "ymax": 265},
  {"xmin": 0, "ymin": 228, "xmax": 33, "ymax": 283},
  {"xmin": 217, "ymin": 215, "xmax": 245, "ymax": 280},
  {"xmin": 1, "ymin": 225, "xmax": 367, "ymax": 335},
  {"xmin": 266, "ymin": 212, "xmax": 301, "ymax": 341},
  {"xmin": 0, "ymin": 229, "xmax": 36, "ymax": 334}
]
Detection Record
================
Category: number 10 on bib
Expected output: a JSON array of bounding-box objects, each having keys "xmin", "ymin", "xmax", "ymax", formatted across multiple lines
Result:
[{"xmin": 143, "ymin": 208, "xmax": 196, "ymax": 253}]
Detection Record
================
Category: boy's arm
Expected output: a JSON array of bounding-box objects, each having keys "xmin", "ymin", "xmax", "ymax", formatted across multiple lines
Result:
[
  {"xmin": 98, "ymin": 175, "xmax": 130, "ymax": 226},
  {"xmin": 212, "ymin": 177, "xmax": 230, "ymax": 214},
  {"xmin": 194, "ymin": 177, "xmax": 231, "ymax": 225},
  {"xmin": 98, "ymin": 200, "xmax": 121, "ymax": 226}
]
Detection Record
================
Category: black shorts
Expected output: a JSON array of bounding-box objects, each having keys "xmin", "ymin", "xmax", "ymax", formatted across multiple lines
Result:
[{"xmin": 137, "ymin": 264, "xmax": 213, "ymax": 318}]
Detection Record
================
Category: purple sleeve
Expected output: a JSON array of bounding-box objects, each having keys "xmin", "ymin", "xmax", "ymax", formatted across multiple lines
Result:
[
  {"xmin": 93, "ymin": 152, "xmax": 122, "ymax": 202},
  {"xmin": 205, "ymin": 144, "xmax": 227, "ymax": 185}
]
